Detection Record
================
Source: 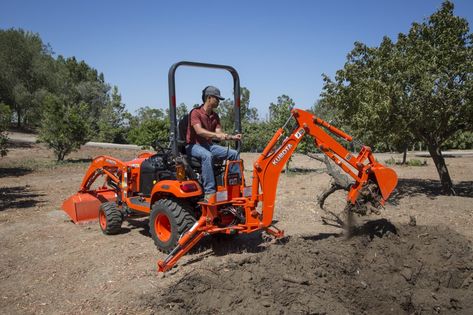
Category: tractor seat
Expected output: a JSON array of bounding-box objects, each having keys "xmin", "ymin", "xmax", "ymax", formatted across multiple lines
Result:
[
  {"xmin": 186, "ymin": 155, "xmax": 224, "ymax": 170},
  {"xmin": 188, "ymin": 155, "xmax": 202, "ymax": 169}
]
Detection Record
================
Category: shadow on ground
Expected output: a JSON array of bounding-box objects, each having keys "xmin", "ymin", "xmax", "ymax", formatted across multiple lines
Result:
[
  {"xmin": 283, "ymin": 167, "xmax": 325, "ymax": 174},
  {"xmin": 0, "ymin": 167, "xmax": 33, "ymax": 178},
  {"xmin": 6, "ymin": 141, "xmax": 34, "ymax": 149},
  {"xmin": 303, "ymin": 219, "xmax": 398, "ymax": 241},
  {"xmin": 62, "ymin": 158, "xmax": 93, "ymax": 164},
  {"xmin": 390, "ymin": 178, "xmax": 473, "ymax": 203},
  {"xmin": 126, "ymin": 217, "xmax": 270, "ymax": 256},
  {"xmin": 0, "ymin": 186, "xmax": 45, "ymax": 211},
  {"xmin": 350, "ymin": 218, "xmax": 398, "ymax": 239}
]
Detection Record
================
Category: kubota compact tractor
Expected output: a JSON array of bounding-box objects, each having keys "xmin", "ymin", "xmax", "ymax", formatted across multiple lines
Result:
[{"xmin": 62, "ymin": 61, "xmax": 398, "ymax": 272}]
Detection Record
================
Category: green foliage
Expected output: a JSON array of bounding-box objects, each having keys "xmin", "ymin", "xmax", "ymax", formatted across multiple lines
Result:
[
  {"xmin": 442, "ymin": 131, "xmax": 473, "ymax": 150},
  {"xmin": 268, "ymin": 95, "xmax": 294, "ymax": 128},
  {"xmin": 407, "ymin": 159, "xmax": 428, "ymax": 167},
  {"xmin": 55, "ymin": 56, "xmax": 111, "ymax": 135},
  {"xmin": 384, "ymin": 157, "xmax": 396, "ymax": 166},
  {"xmin": 320, "ymin": 1, "xmax": 473, "ymax": 193},
  {"xmin": 215, "ymin": 87, "xmax": 262, "ymax": 152},
  {"xmin": 385, "ymin": 157, "xmax": 427, "ymax": 166},
  {"xmin": 0, "ymin": 102, "xmax": 11, "ymax": 157},
  {"xmin": 0, "ymin": 28, "xmax": 56, "ymax": 127},
  {"xmin": 127, "ymin": 107, "xmax": 169, "ymax": 149},
  {"xmin": 38, "ymin": 94, "xmax": 91, "ymax": 161},
  {"xmin": 96, "ymin": 86, "xmax": 128, "ymax": 143},
  {"xmin": 176, "ymin": 103, "xmax": 188, "ymax": 120},
  {"xmin": 217, "ymin": 87, "xmax": 258, "ymax": 132},
  {"xmin": 242, "ymin": 121, "xmax": 272, "ymax": 152},
  {"xmin": 267, "ymin": 94, "xmax": 313, "ymax": 156},
  {"xmin": 0, "ymin": 27, "xmax": 135, "ymax": 163}
]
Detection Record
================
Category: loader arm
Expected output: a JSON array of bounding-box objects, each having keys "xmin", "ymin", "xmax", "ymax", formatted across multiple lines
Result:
[
  {"xmin": 252, "ymin": 108, "xmax": 398, "ymax": 228},
  {"xmin": 62, "ymin": 156, "xmax": 128, "ymax": 223},
  {"xmin": 78, "ymin": 155, "xmax": 127, "ymax": 192}
]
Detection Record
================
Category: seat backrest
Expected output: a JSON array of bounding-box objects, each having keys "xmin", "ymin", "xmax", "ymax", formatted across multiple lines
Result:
[{"xmin": 177, "ymin": 113, "xmax": 189, "ymax": 154}]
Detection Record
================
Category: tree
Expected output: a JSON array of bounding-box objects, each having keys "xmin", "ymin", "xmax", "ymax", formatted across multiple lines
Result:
[
  {"xmin": 217, "ymin": 87, "xmax": 258, "ymax": 133},
  {"xmin": 267, "ymin": 95, "xmax": 296, "ymax": 170},
  {"xmin": 55, "ymin": 55, "xmax": 111, "ymax": 135},
  {"xmin": 0, "ymin": 28, "xmax": 56, "ymax": 128},
  {"xmin": 215, "ymin": 87, "xmax": 261, "ymax": 152},
  {"xmin": 321, "ymin": 1, "xmax": 473, "ymax": 194},
  {"xmin": 268, "ymin": 95, "xmax": 295, "ymax": 128},
  {"xmin": 242, "ymin": 120, "xmax": 270, "ymax": 152},
  {"xmin": 127, "ymin": 107, "xmax": 169, "ymax": 149},
  {"xmin": 97, "ymin": 86, "xmax": 128, "ymax": 143},
  {"xmin": 0, "ymin": 102, "xmax": 11, "ymax": 157},
  {"xmin": 39, "ymin": 94, "xmax": 90, "ymax": 161},
  {"xmin": 177, "ymin": 103, "xmax": 188, "ymax": 120}
]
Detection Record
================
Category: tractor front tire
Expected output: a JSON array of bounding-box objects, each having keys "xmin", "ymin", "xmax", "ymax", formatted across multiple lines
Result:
[
  {"xmin": 98, "ymin": 202, "xmax": 123, "ymax": 235},
  {"xmin": 150, "ymin": 198, "xmax": 196, "ymax": 253}
]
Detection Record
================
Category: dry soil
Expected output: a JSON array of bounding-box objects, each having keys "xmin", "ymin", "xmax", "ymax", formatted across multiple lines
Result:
[{"xmin": 1, "ymin": 141, "xmax": 472, "ymax": 314}]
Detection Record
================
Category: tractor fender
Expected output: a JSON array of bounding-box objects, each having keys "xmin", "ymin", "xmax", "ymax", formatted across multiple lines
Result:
[{"xmin": 149, "ymin": 180, "xmax": 202, "ymax": 205}]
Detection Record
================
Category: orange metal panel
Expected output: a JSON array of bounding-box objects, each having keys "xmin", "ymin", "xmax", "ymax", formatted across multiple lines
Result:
[{"xmin": 62, "ymin": 190, "xmax": 116, "ymax": 224}]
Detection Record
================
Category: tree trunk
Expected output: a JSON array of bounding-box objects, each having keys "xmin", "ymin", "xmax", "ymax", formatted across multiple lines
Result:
[
  {"xmin": 57, "ymin": 150, "xmax": 66, "ymax": 162},
  {"xmin": 402, "ymin": 144, "xmax": 408, "ymax": 165},
  {"xmin": 17, "ymin": 110, "xmax": 21, "ymax": 128},
  {"xmin": 427, "ymin": 143, "xmax": 455, "ymax": 195}
]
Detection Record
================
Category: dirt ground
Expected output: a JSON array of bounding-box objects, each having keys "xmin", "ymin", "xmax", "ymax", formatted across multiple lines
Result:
[{"xmin": 1, "ymin": 141, "xmax": 472, "ymax": 314}]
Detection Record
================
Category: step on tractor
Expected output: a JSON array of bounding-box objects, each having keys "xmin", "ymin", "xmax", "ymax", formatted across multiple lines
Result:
[{"xmin": 62, "ymin": 61, "xmax": 398, "ymax": 272}]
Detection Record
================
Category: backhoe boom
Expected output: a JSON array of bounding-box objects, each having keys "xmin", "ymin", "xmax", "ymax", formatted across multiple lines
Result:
[{"xmin": 252, "ymin": 108, "xmax": 398, "ymax": 228}]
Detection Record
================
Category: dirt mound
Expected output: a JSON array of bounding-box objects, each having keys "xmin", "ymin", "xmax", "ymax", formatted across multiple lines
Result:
[{"xmin": 144, "ymin": 221, "xmax": 473, "ymax": 314}]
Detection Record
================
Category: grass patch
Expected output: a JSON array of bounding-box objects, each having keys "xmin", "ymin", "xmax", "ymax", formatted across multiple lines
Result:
[
  {"xmin": 384, "ymin": 157, "xmax": 428, "ymax": 167},
  {"xmin": 406, "ymin": 159, "xmax": 428, "ymax": 166}
]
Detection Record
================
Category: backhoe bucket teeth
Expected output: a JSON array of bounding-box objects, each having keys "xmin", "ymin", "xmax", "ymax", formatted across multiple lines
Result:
[
  {"xmin": 371, "ymin": 165, "xmax": 398, "ymax": 202},
  {"xmin": 62, "ymin": 190, "xmax": 116, "ymax": 224}
]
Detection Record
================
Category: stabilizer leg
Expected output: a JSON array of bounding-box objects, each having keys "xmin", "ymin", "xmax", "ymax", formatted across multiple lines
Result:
[{"xmin": 157, "ymin": 217, "xmax": 207, "ymax": 272}]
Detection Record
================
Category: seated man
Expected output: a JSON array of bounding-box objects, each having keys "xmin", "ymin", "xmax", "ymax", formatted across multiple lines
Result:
[{"xmin": 186, "ymin": 86, "xmax": 241, "ymax": 202}]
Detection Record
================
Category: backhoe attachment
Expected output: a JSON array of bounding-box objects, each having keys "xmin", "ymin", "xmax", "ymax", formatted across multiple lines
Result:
[
  {"xmin": 294, "ymin": 109, "xmax": 397, "ymax": 208},
  {"xmin": 250, "ymin": 108, "xmax": 398, "ymax": 230}
]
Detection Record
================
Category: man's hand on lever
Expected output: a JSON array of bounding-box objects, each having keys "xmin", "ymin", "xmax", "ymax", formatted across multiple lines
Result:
[{"xmin": 224, "ymin": 133, "xmax": 241, "ymax": 141}]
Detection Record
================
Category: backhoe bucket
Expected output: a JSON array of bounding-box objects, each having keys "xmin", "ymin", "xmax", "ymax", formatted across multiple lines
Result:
[
  {"xmin": 62, "ymin": 190, "xmax": 116, "ymax": 224},
  {"xmin": 371, "ymin": 165, "xmax": 398, "ymax": 202}
]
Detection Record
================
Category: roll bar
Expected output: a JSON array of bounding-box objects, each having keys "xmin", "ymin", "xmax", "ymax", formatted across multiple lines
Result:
[{"xmin": 168, "ymin": 61, "xmax": 241, "ymax": 156}]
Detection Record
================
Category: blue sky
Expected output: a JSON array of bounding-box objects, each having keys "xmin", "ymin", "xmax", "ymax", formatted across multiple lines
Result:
[{"xmin": 1, "ymin": 0, "xmax": 472, "ymax": 119}]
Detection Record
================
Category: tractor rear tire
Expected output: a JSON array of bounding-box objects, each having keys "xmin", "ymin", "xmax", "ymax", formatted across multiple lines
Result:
[
  {"xmin": 98, "ymin": 202, "xmax": 123, "ymax": 235},
  {"xmin": 150, "ymin": 198, "xmax": 196, "ymax": 253}
]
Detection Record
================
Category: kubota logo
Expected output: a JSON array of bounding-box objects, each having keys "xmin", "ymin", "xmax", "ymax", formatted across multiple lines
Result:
[
  {"xmin": 295, "ymin": 128, "xmax": 305, "ymax": 139},
  {"xmin": 272, "ymin": 143, "xmax": 293, "ymax": 165}
]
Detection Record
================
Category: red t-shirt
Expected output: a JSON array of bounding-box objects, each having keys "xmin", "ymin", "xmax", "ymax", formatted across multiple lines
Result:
[{"xmin": 186, "ymin": 105, "xmax": 221, "ymax": 145}]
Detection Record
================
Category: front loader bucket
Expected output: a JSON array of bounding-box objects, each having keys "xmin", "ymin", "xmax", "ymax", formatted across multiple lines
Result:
[
  {"xmin": 62, "ymin": 190, "xmax": 116, "ymax": 224},
  {"xmin": 371, "ymin": 165, "xmax": 398, "ymax": 202}
]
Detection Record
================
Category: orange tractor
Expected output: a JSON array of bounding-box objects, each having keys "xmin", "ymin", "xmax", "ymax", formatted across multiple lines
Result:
[{"xmin": 62, "ymin": 61, "xmax": 398, "ymax": 272}]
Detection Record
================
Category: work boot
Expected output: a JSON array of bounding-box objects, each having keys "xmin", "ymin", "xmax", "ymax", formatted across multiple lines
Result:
[{"xmin": 201, "ymin": 193, "xmax": 216, "ymax": 203}]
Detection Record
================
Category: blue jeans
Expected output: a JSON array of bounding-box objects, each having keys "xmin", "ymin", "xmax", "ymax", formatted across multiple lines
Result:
[{"xmin": 186, "ymin": 143, "xmax": 239, "ymax": 194}]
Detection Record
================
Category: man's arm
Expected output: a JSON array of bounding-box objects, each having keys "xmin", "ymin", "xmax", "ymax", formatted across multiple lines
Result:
[
  {"xmin": 193, "ymin": 123, "xmax": 226, "ymax": 141},
  {"xmin": 194, "ymin": 124, "xmax": 241, "ymax": 141}
]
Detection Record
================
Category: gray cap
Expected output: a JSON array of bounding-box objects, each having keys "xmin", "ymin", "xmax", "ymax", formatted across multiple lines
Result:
[{"xmin": 204, "ymin": 86, "xmax": 225, "ymax": 100}]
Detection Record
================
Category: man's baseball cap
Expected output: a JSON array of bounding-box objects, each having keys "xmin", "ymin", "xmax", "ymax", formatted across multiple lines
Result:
[{"xmin": 203, "ymin": 86, "xmax": 225, "ymax": 100}]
